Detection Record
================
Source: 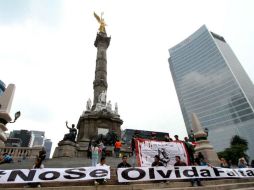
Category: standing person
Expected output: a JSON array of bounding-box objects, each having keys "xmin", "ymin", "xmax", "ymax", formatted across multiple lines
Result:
[
  {"xmin": 37, "ymin": 147, "xmax": 46, "ymax": 168},
  {"xmin": 174, "ymin": 156, "xmax": 202, "ymax": 187},
  {"xmin": 98, "ymin": 141, "xmax": 105, "ymax": 159},
  {"xmin": 184, "ymin": 137, "xmax": 195, "ymax": 164},
  {"xmin": 152, "ymin": 155, "xmax": 164, "ymax": 166},
  {"xmin": 117, "ymin": 155, "xmax": 131, "ymax": 168},
  {"xmin": 174, "ymin": 135, "xmax": 181, "ymax": 142},
  {"xmin": 24, "ymin": 158, "xmax": 44, "ymax": 188},
  {"xmin": 131, "ymin": 134, "xmax": 137, "ymax": 166},
  {"xmin": 87, "ymin": 140, "xmax": 92, "ymax": 159},
  {"xmin": 91, "ymin": 144, "xmax": 99, "ymax": 166},
  {"xmin": 114, "ymin": 139, "xmax": 122, "ymax": 158},
  {"xmin": 95, "ymin": 157, "xmax": 109, "ymax": 185},
  {"xmin": 152, "ymin": 155, "xmax": 166, "ymax": 183},
  {"xmin": 131, "ymin": 135, "xmax": 136, "ymax": 156},
  {"xmin": 165, "ymin": 135, "xmax": 173, "ymax": 142},
  {"xmin": 191, "ymin": 158, "xmax": 203, "ymax": 187}
]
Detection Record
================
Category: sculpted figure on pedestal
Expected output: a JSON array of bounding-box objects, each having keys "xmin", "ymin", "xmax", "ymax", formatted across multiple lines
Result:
[
  {"xmin": 98, "ymin": 91, "xmax": 107, "ymax": 104},
  {"xmin": 63, "ymin": 121, "xmax": 77, "ymax": 143},
  {"xmin": 106, "ymin": 100, "xmax": 112, "ymax": 111},
  {"xmin": 94, "ymin": 12, "xmax": 107, "ymax": 33},
  {"xmin": 86, "ymin": 98, "xmax": 92, "ymax": 111}
]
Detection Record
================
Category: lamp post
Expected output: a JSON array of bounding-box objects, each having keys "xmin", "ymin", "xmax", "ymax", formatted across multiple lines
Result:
[
  {"xmin": 0, "ymin": 83, "xmax": 19, "ymax": 146},
  {"xmin": 0, "ymin": 111, "xmax": 21, "ymax": 146},
  {"xmin": 9, "ymin": 111, "xmax": 21, "ymax": 123}
]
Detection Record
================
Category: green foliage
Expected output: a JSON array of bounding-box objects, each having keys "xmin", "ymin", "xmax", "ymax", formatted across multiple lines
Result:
[
  {"xmin": 217, "ymin": 135, "xmax": 249, "ymax": 165},
  {"xmin": 231, "ymin": 135, "xmax": 248, "ymax": 147}
]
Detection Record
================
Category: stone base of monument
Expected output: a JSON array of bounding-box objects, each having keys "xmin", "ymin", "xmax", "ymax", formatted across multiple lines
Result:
[
  {"xmin": 53, "ymin": 140, "xmax": 79, "ymax": 158},
  {"xmin": 195, "ymin": 140, "xmax": 220, "ymax": 166}
]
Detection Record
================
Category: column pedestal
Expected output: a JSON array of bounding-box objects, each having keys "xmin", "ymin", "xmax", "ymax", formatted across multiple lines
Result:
[{"xmin": 53, "ymin": 140, "xmax": 79, "ymax": 158}]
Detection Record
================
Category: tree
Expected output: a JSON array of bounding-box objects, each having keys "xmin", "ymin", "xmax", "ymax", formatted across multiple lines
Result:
[
  {"xmin": 217, "ymin": 135, "xmax": 249, "ymax": 165},
  {"xmin": 230, "ymin": 135, "xmax": 248, "ymax": 147}
]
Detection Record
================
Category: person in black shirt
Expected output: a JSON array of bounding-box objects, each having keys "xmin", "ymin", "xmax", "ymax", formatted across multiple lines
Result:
[
  {"xmin": 174, "ymin": 156, "xmax": 187, "ymax": 166},
  {"xmin": 117, "ymin": 155, "xmax": 131, "ymax": 168},
  {"xmin": 152, "ymin": 155, "xmax": 164, "ymax": 166}
]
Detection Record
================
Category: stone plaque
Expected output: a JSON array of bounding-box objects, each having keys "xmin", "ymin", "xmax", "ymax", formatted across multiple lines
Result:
[{"xmin": 98, "ymin": 128, "xmax": 109, "ymax": 135}]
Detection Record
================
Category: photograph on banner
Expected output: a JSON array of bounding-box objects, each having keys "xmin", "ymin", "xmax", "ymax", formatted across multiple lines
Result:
[{"xmin": 135, "ymin": 138, "xmax": 189, "ymax": 167}]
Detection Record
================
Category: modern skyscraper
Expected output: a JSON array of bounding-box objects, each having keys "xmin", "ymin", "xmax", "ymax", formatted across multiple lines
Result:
[
  {"xmin": 30, "ymin": 131, "xmax": 45, "ymax": 147},
  {"xmin": 9, "ymin": 130, "xmax": 31, "ymax": 147},
  {"xmin": 169, "ymin": 25, "xmax": 254, "ymax": 159},
  {"xmin": 44, "ymin": 139, "xmax": 52, "ymax": 159},
  {"xmin": 0, "ymin": 80, "xmax": 5, "ymax": 96}
]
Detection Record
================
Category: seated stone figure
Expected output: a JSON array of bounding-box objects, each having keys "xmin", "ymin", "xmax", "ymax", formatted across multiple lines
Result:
[
  {"xmin": 94, "ymin": 130, "xmax": 119, "ymax": 146},
  {"xmin": 63, "ymin": 121, "xmax": 77, "ymax": 142}
]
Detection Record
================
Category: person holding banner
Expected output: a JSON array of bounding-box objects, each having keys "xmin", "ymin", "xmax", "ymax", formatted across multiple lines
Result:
[
  {"xmin": 24, "ymin": 157, "xmax": 44, "ymax": 188},
  {"xmin": 95, "ymin": 157, "xmax": 109, "ymax": 185},
  {"xmin": 152, "ymin": 155, "xmax": 164, "ymax": 167},
  {"xmin": 117, "ymin": 155, "xmax": 131, "ymax": 168}
]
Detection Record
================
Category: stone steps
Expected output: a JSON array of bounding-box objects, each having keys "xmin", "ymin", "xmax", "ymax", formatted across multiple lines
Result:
[
  {"xmin": 0, "ymin": 157, "xmax": 124, "ymax": 170},
  {"xmin": 1, "ymin": 157, "xmax": 254, "ymax": 189},
  {"xmin": 1, "ymin": 178, "xmax": 254, "ymax": 190}
]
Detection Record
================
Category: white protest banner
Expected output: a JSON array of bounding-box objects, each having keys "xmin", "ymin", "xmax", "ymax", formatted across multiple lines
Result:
[
  {"xmin": 0, "ymin": 166, "xmax": 110, "ymax": 184},
  {"xmin": 135, "ymin": 138, "xmax": 189, "ymax": 166},
  {"xmin": 117, "ymin": 166, "xmax": 254, "ymax": 182}
]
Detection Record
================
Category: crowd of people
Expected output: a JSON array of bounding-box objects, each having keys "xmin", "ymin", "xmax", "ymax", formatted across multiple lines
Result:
[
  {"xmin": 2, "ymin": 132, "xmax": 254, "ymax": 187},
  {"xmin": 87, "ymin": 138, "xmax": 123, "ymax": 167}
]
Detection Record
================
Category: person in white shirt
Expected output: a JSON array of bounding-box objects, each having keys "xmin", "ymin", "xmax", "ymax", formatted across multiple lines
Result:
[{"xmin": 94, "ymin": 157, "xmax": 109, "ymax": 185}]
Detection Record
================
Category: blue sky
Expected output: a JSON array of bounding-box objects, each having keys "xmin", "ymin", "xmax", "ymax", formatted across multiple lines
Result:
[{"xmin": 1, "ymin": 0, "xmax": 254, "ymax": 155}]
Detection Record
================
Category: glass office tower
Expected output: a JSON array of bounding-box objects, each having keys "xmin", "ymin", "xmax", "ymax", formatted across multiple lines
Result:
[
  {"xmin": 169, "ymin": 25, "xmax": 254, "ymax": 159},
  {"xmin": 0, "ymin": 80, "xmax": 6, "ymax": 96}
]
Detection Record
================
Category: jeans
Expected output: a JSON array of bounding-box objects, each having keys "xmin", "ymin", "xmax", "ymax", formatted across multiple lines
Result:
[
  {"xmin": 115, "ymin": 148, "xmax": 120, "ymax": 157},
  {"xmin": 92, "ymin": 157, "xmax": 98, "ymax": 166}
]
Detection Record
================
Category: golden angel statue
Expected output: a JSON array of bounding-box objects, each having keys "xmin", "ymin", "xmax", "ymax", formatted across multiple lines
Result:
[{"xmin": 94, "ymin": 12, "xmax": 107, "ymax": 33}]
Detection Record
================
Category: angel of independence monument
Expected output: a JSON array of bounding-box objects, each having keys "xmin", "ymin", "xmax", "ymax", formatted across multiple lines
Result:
[
  {"xmin": 53, "ymin": 13, "xmax": 123, "ymax": 158},
  {"xmin": 77, "ymin": 13, "xmax": 123, "ymax": 149}
]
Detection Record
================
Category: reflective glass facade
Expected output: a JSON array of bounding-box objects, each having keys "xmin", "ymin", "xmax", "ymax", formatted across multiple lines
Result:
[
  {"xmin": 0, "ymin": 80, "xmax": 5, "ymax": 96},
  {"xmin": 169, "ymin": 25, "xmax": 254, "ymax": 159}
]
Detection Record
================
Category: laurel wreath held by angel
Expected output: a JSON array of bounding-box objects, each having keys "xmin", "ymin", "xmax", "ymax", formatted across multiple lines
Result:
[{"xmin": 94, "ymin": 12, "xmax": 107, "ymax": 33}]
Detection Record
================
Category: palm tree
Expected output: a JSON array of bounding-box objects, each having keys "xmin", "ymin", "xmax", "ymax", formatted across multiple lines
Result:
[{"xmin": 230, "ymin": 135, "xmax": 248, "ymax": 147}]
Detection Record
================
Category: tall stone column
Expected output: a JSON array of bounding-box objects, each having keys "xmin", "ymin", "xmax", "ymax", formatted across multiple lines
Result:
[{"xmin": 92, "ymin": 32, "xmax": 111, "ymax": 110}]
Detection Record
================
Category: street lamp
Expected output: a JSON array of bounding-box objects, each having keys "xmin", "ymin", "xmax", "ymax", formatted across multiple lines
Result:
[{"xmin": 9, "ymin": 111, "xmax": 21, "ymax": 123}]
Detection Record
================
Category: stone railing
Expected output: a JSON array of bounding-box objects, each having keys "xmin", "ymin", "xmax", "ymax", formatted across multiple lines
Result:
[{"xmin": 0, "ymin": 146, "xmax": 42, "ymax": 160}]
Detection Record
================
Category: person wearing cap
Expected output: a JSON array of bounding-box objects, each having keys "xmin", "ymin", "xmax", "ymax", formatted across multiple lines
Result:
[
  {"xmin": 152, "ymin": 155, "xmax": 164, "ymax": 166},
  {"xmin": 151, "ymin": 132, "xmax": 157, "ymax": 140}
]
